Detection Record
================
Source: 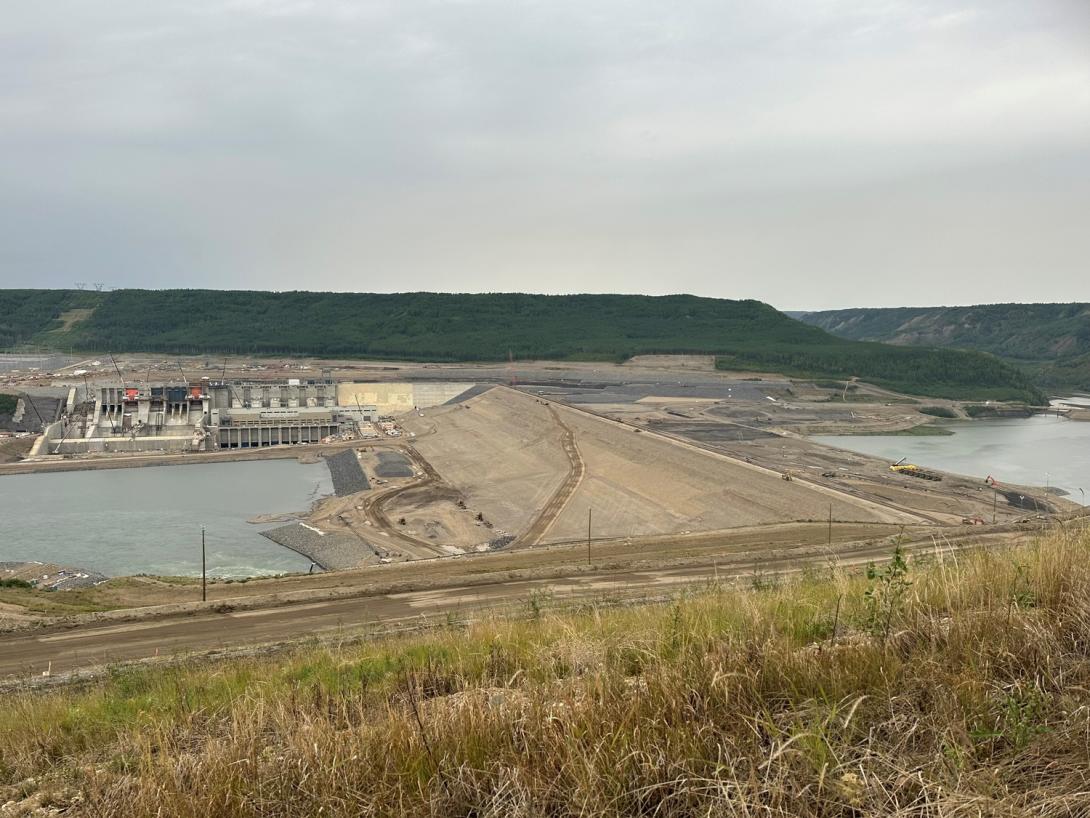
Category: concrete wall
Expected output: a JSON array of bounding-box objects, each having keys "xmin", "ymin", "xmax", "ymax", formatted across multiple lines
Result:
[
  {"xmin": 28, "ymin": 420, "xmax": 65, "ymax": 457},
  {"xmin": 52, "ymin": 435, "xmax": 195, "ymax": 454},
  {"xmin": 336, "ymin": 382, "xmax": 475, "ymax": 415}
]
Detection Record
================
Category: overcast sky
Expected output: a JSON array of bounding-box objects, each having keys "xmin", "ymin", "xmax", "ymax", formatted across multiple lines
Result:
[{"xmin": 1, "ymin": 1, "xmax": 1087, "ymax": 310}]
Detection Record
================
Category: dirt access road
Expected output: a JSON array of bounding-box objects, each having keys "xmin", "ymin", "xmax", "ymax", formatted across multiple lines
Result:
[
  {"xmin": 351, "ymin": 446, "xmax": 454, "ymax": 557},
  {"xmin": 518, "ymin": 403, "xmax": 585, "ymax": 545},
  {"xmin": 0, "ymin": 524, "xmax": 1046, "ymax": 682}
]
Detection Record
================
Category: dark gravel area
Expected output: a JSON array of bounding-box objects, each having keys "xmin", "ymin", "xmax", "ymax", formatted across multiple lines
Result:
[
  {"xmin": 260, "ymin": 524, "xmax": 378, "ymax": 570},
  {"xmin": 444, "ymin": 384, "xmax": 494, "ymax": 404},
  {"xmin": 517, "ymin": 378, "xmax": 787, "ymax": 405},
  {"xmin": 374, "ymin": 451, "xmax": 414, "ymax": 478},
  {"xmin": 325, "ymin": 450, "xmax": 370, "ymax": 496}
]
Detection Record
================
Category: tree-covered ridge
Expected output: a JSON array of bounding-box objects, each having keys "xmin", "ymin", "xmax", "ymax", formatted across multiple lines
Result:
[
  {"xmin": 60, "ymin": 290, "xmax": 828, "ymax": 361},
  {"xmin": 1034, "ymin": 353, "xmax": 1090, "ymax": 393},
  {"xmin": 800, "ymin": 303, "xmax": 1090, "ymax": 393},
  {"xmin": 0, "ymin": 290, "xmax": 103, "ymax": 348},
  {"xmin": 0, "ymin": 288, "xmax": 1043, "ymax": 402},
  {"xmin": 715, "ymin": 342, "xmax": 1042, "ymax": 402},
  {"xmin": 801, "ymin": 303, "xmax": 1090, "ymax": 362}
]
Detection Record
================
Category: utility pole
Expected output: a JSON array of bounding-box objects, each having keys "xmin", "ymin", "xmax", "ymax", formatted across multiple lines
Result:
[
  {"xmin": 993, "ymin": 486, "xmax": 998, "ymax": 524},
  {"xmin": 201, "ymin": 526, "xmax": 207, "ymax": 603},
  {"xmin": 827, "ymin": 503, "xmax": 832, "ymax": 545},
  {"xmin": 587, "ymin": 508, "xmax": 592, "ymax": 567}
]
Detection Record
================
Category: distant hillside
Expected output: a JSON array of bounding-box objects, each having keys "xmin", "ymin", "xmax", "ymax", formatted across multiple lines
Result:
[
  {"xmin": 801, "ymin": 303, "xmax": 1090, "ymax": 392},
  {"xmin": 0, "ymin": 289, "xmax": 104, "ymax": 349},
  {"xmin": 0, "ymin": 289, "xmax": 1044, "ymax": 402}
]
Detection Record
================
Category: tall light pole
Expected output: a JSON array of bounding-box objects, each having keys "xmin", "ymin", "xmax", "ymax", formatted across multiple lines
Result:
[{"xmin": 201, "ymin": 526, "xmax": 207, "ymax": 603}]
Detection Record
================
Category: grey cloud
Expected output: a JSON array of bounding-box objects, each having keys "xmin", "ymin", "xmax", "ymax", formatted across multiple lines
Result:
[{"xmin": 1, "ymin": 0, "xmax": 1087, "ymax": 308}]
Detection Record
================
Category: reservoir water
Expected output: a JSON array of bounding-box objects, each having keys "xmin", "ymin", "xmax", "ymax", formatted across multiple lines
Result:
[
  {"xmin": 0, "ymin": 460, "xmax": 332, "ymax": 577},
  {"xmin": 813, "ymin": 412, "xmax": 1090, "ymax": 503}
]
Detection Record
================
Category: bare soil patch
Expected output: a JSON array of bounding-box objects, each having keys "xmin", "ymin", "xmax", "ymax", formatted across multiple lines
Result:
[
  {"xmin": 400, "ymin": 390, "xmax": 570, "ymax": 538},
  {"xmin": 544, "ymin": 402, "xmax": 915, "ymax": 542}
]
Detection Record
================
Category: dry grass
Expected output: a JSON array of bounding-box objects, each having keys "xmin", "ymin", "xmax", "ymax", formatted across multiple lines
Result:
[{"xmin": 3, "ymin": 523, "xmax": 1090, "ymax": 816}]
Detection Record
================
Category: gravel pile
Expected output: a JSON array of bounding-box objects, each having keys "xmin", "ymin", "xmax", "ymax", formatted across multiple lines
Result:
[
  {"xmin": 374, "ymin": 451, "xmax": 414, "ymax": 478},
  {"xmin": 261, "ymin": 523, "xmax": 378, "ymax": 571},
  {"xmin": 325, "ymin": 450, "xmax": 370, "ymax": 496}
]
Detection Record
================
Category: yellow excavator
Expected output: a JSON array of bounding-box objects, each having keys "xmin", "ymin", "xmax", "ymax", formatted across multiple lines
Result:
[{"xmin": 889, "ymin": 458, "xmax": 942, "ymax": 482}]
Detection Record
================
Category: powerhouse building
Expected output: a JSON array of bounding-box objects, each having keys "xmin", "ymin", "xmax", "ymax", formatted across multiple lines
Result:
[{"xmin": 45, "ymin": 379, "xmax": 378, "ymax": 454}]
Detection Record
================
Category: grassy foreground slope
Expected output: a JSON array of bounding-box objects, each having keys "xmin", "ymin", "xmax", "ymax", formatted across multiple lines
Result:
[
  {"xmin": 4, "ymin": 526, "xmax": 1090, "ymax": 816},
  {"xmin": 801, "ymin": 303, "xmax": 1090, "ymax": 392},
  {"xmin": 0, "ymin": 288, "xmax": 1043, "ymax": 401}
]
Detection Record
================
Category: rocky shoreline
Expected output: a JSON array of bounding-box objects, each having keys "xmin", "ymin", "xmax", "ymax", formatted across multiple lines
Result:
[
  {"xmin": 260, "ymin": 523, "xmax": 379, "ymax": 571},
  {"xmin": 325, "ymin": 450, "xmax": 371, "ymax": 496}
]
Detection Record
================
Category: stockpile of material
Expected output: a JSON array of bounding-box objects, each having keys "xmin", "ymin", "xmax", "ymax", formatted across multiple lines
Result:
[
  {"xmin": 325, "ymin": 449, "xmax": 371, "ymax": 496},
  {"xmin": 374, "ymin": 451, "xmax": 414, "ymax": 478},
  {"xmin": 260, "ymin": 523, "xmax": 377, "ymax": 570}
]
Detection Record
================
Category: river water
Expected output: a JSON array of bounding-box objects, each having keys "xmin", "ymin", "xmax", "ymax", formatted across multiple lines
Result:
[
  {"xmin": 0, "ymin": 460, "xmax": 331, "ymax": 577},
  {"xmin": 813, "ymin": 411, "xmax": 1090, "ymax": 503}
]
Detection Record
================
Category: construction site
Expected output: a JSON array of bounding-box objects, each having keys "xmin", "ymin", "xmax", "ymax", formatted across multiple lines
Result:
[
  {"xmin": 2, "ymin": 352, "xmax": 1088, "ymax": 680},
  {"xmin": 2, "ymin": 353, "xmax": 1080, "ymax": 567}
]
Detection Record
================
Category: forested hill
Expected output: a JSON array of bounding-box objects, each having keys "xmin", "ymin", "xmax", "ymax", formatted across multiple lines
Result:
[
  {"xmin": 0, "ymin": 289, "xmax": 1044, "ymax": 402},
  {"xmin": 800, "ymin": 303, "xmax": 1090, "ymax": 392},
  {"xmin": 800, "ymin": 304, "xmax": 1090, "ymax": 360}
]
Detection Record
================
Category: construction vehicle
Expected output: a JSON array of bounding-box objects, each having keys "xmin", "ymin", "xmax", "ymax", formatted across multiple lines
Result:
[
  {"xmin": 889, "ymin": 462, "xmax": 942, "ymax": 481},
  {"xmin": 781, "ymin": 470, "xmax": 795, "ymax": 482}
]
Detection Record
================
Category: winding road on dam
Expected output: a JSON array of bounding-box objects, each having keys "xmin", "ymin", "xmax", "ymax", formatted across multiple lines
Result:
[{"xmin": 518, "ymin": 403, "xmax": 586, "ymax": 546}]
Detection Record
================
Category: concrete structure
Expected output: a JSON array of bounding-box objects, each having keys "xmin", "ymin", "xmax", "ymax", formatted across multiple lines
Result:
[
  {"xmin": 204, "ymin": 381, "xmax": 368, "ymax": 449},
  {"xmin": 42, "ymin": 380, "xmax": 380, "ymax": 455},
  {"xmin": 336, "ymin": 382, "xmax": 475, "ymax": 415}
]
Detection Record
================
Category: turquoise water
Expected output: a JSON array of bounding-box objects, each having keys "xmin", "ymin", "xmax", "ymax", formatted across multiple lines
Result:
[{"xmin": 0, "ymin": 460, "xmax": 332, "ymax": 577}]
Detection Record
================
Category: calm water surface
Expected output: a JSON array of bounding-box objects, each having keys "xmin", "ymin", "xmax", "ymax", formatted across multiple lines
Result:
[
  {"xmin": 814, "ymin": 412, "xmax": 1090, "ymax": 502},
  {"xmin": 0, "ymin": 460, "xmax": 331, "ymax": 577}
]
